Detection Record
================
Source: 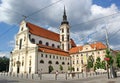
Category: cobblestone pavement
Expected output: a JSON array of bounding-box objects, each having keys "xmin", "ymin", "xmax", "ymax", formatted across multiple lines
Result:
[{"xmin": 0, "ymin": 75, "xmax": 120, "ymax": 83}]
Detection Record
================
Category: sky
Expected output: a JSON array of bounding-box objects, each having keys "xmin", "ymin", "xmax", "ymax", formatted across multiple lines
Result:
[{"xmin": 0, "ymin": 0, "xmax": 120, "ymax": 57}]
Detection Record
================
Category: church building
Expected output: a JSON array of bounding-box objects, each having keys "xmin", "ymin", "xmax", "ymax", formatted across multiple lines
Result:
[{"xmin": 9, "ymin": 7, "xmax": 107, "ymax": 74}]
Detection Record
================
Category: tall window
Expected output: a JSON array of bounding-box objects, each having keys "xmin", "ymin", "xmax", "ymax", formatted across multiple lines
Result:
[
  {"xmin": 62, "ymin": 35, "xmax": 64, "ymax": 41},
  {"xmin": 29, "ymin": 60, "xmax": 31, "ymax": 66},
  {"xmin": 81, "ymin": 60, "xmax": 83, "ymax": 64},
  {"xmin": 21, "ymin": 27, "xmax": 23, "ymax": 31},
  {"xmin": 67, "ymin": 28, "xmax": 69, "ymax": 33},
  {"xmin": 41, "ymin": 54, "xmax": 43, "ymax": 57},
  {"xmin": 19, "ymin": 39, "xmax": 22, "ymax": 49},
  {"xmin": 67, "ymin": 35, "xmax": 69, "ymax": 41},
  {"xmin": 62, "ymin": 28, "xmax": 64, "ymax": 33},
  {"xmin": 57, "ymin": 45, "xmax": 60, "ymax": 48},
  {"xmin": 46, "ymin": 55, "xmax": 47, "ymax": 58},
  {"xmin": 49, "ymin": 55, "xmax": 51, "ymax": 58},
  {"xmin": 68, "ymin": 44, "xmax": 70, "ymax": 50},
  {"xmin": 77, "ymin": 60, "xmax": 79, "ymax": 64},
  {"xmin": 62, "ymin": 44, "xmax": 64, "ymax": 49}
]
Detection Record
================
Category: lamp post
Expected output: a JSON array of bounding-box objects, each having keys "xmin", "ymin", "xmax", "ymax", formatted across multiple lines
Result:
[{"xmin": 104, "ymin": 57, "xmax": 110, "ymax": 79}]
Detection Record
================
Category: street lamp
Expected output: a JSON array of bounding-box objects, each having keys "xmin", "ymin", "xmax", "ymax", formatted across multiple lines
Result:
[{"xmin": 104, "ymin": 57, "xmax": 110, "ymax": 79}]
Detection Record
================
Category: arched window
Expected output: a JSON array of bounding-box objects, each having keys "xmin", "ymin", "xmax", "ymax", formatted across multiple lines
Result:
[
  {"xmin": 48, "ymin": 61, "xmax": 52, "ymax": 64},
  {"xmin": 46, "ymin": 42, "xmax": 49, "ymax": 46},
  {"xmin": 40, "ymin": 60, "xmax": 44, "ymax": 64},
  {"xmin": 31, "ymin": 38, "xmax": 35, "ymax": 44},
  {"xmin": 52, "ymin": 44, "xmax": 55, "ymax": 47},
  {"xmin": 62, "ymin": 62, "xmax": 65, "ymax": 65},
  {"xmin": 55, "ymin": 61, "xmax": 59, "ymax": 65},
  {"xmin": 19, "ymin": 39, "xmax": 22, "ymax": 49},
  {"xmin": 39, "ymin": 40, "xmax": 42, "ymax": 44}
]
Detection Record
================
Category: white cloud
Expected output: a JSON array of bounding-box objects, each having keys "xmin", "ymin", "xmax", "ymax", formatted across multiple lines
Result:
[
  {"xmin": 0, "ymin": 0, "xmax": 120, "ymax": 50},
  {"xmin": 0, "ymin": 52, "xmax": 10, "ymax": 58}
]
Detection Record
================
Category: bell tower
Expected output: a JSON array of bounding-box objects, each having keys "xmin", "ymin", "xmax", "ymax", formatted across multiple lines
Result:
[{"xmin": 60, "ymin": 7, "xmax": 70, "ymax": 51}]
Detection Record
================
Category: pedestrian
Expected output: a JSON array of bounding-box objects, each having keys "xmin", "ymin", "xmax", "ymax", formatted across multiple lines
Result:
[{"xmin": 55, "ymin": 70, "xmax": 58, "ymax": 80}]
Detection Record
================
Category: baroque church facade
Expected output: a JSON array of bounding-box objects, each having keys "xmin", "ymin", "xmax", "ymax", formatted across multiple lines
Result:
[{"xmin": 9, "ymin": 8, "xmax": 107, "ymax": 74}]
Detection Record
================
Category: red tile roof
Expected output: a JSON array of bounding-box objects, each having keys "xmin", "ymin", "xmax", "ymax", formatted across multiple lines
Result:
[
  {"xmin": 69, "ymin": 46, "xmax": 83, "ymax": 54},
  {"xmin": 70, "ymin": 39, "xmax": 76, "ymax": 47},
  {"xmin": 90, "ymin": 42, "xmax": 107, "ymax": 50},
  {"xmin": 38, "ymin": 44, "xmax": 69, "ymax": 56},
  {"xmin": 26, "ymin": 22, "xmax": 76, "ymax": 47},
  {"xmin": 26, "ymin": 22, "xmax": 60, "ymax": 42},
  {"xmin": 69, "ymin": 42, "xmax": 107, "ymax": 54}
]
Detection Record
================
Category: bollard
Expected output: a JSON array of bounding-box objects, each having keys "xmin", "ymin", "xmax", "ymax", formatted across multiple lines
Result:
[
  {"xmin": 32, "ymin": 74, "xmax": 34, "ymax": 79},
  {"xmin": 65, "ymin": 72, "xmax": 67, "ymax": 80},
  {"xmin": 78, "ymin": 73, "xmax": 79, "ymax": 78}
]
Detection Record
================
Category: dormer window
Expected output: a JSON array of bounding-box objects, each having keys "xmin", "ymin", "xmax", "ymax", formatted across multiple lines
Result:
[
  {"xmin": 52, "ymin": 44, "xmax": 55, "ymax": 47},
  {"xmin": 39, "ymin": 40, "xmax": 42, "ymax": 44},
  {"xmin": 57, "ymin": 45, "xmax": 60, "ymax": 48},
  {"xmin": 31, "ymin": 38, "xmax": 35, "ymax": 44},
  {"xmin": 46, "ymin": 42, "xmax": 49, "ymax": 46}
]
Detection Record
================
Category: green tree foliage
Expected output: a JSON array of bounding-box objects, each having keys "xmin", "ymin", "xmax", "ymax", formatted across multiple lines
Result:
[
  {"xmin": 68, "ymin": 66, "xmax": 74, "ymax": 71},
  {"xmin": 94, "ymin": 57, "xmax": 106, "ymax": 70},
  {"xmin": 48, "ymin": 65, "xmax": 54, "ymax": 73},
  {"xmin": 105, "ymin": 49, "xmax": 114, "ymax": 66},
  {"xmin": 116, "ymin": 53, "xmax": 120, "ymax": 68},
  {"xmin": 59, "ymin": 65, "xmax": 63, "ymax": 71},
  {"xmin": 101, "ymin": 61, "xmax": 106, "ymax": 69},
  {"xmin": 87, "ymin": 55, "xmax": 94, "ymax": 69},
  {"xmin": 94, "ymin": 57, "xmax": 101, "ymax": 70},
  {"xmin": 0, "ymin": 56, "xmax": 9, "ymax": 72}
]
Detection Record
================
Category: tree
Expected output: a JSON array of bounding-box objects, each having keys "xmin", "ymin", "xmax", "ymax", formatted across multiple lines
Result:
[
  {"xmin": 59, "ymin": 65, "xmax": 63, "ymax": 71},
  {"xmin": 105, "ymin": 49, "xmax": 114, "ymax": 66},
  {"xmin": 116, "ymin": 53, "xmax": 120, "ymax": 68},
  {"xmin": 87, "ymin": 55, "xmax": 94, "ymax": 70},
  {"xmin": 48, "ymin": 65, "xmax": 54, "ymax": 73},
  {"xmin": 101, "ymin": 61, "xmax": 106, "ymax": 69},
  {"xmin": 68, "ymin": 66, "xmax": 74, "ymax": 72},
  {"xmin": 93, "ymin": 56, "xmax": 106, "ymax": 71},
  {"xmin": 94, "ymin": 57, "xmax": 101, "ymax": 70},
  {"xmin": 0, "ymin": 56, "xmax": 9, "ymax": 72}
]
